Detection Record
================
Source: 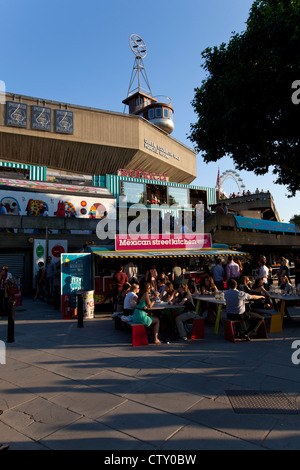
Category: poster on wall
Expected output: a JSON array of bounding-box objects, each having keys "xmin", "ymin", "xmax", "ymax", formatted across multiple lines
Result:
[
  {"xmin": 32, "ymin": 105, "xmax": 52, "ymax": 131},
  {"xmin": 6, "ymin": 101, "xmax": 28, "ymax": 127},
  {"xmin": 61, "ymin": 253, "xmax": 92, "ymax": 309},
  {"xmin": 55, "ymin": 110, "xmax": 74, "ymax": 134},
  {"xmin": 48, "ymin": 240, "xmax": 68, "ymax": 264},
  {"xmin": 33, "ymin": 239, "xmax": 46, "ymax": 286}
]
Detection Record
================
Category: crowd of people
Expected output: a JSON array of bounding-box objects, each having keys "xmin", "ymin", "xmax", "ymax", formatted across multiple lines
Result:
[{"xmin": 112, "ymin": 254, "xmax": 300, "ymax": 343}]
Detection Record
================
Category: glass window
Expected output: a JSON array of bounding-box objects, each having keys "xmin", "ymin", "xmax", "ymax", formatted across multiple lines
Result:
[
  {"xmin": 155, "ymin": 107, "xmax": 162, "ymax": 118},
  {"xmin": 120, "ymin": 181, "xmax": 145, "ymax": 204},
  {"xmin": 145, "ymin": 100, "xmax": 149, "ymax": 106},
  {"xmin": 163, "ymin": 109, "xmax": 169, "ymax": 118},
  {"xmin": 168, "ymin": 187, "xmax": 189, "ymax": 206},
  {"xmin": 169, "ymin": 110, "xmax": 173, "ymax": 120},
  {"xmin": 148, "ymin": 108, "xmax": 154, "ymax": 119}
]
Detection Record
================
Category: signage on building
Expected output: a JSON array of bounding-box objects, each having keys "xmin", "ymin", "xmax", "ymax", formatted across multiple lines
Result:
[
  {"xmin": 32, "ymin": 105, "xmax": 52, "ymax": 131},
  {"xmin": 5, "ymin": 102, "xmax": 74, "ymax": 134},
  {"xmin": 6, "ymin": 101, "xmax": 27, "ymax": 127},
  {"xmin": 115, "ymin": 233, "xmax": 211, "ymax": 251},
  {"xmin": 55, "ymin": 110, "xmax": 74, "ymax": 134},
  {"xmin": 144, "ymin": 139, "xmax": 180, "ymax": 161},
  {"xmin": 119, "ymin": 168, "xmax": 167, "ymax": 181}
]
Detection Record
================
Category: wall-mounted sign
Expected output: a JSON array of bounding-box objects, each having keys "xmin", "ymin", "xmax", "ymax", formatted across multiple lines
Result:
[
  {"xmin": 119, "ymin": 168, "xmax": 167, "ymax": 182},
  {"xmin": 32, "ymin": 105, "xmax": 51, "ymax": 131},
  {"xmin": 144, "ymin": 139, "xmax": 180, "ymax": 161},
  {"xmin": 115, "ymin": 233, "xmax": 212, "ymax": 251},
  {"xmin": 6, "ymin": 101, "xmax": 27, "ymax": 127},
  {"xmin": 55, "ymin": 110, "xmax": 74, "ymax": 134}
]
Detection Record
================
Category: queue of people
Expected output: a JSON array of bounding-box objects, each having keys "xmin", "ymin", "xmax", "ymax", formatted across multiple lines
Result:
[{"xmin": 112, "ymin": 253, "xmax": 300, "ymax": 344}]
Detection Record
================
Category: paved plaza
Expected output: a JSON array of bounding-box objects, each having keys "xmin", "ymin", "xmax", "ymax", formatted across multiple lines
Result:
[{"xmin": 0, "ymin": 297, "xmax": 300, "ymax": 451}]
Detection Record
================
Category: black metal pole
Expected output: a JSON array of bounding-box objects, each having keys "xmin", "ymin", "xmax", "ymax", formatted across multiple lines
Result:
[
  {"xmin": 7, "ymin": 299, "xmax": 15, "ymax": 343},
  {"xmin": 77, "ymin": 294, "xmax": 84, "ymax": 328}
]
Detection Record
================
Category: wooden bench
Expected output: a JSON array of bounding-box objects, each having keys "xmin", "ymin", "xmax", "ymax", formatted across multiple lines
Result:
[{"xmin": 251, "ymin": 308, "xmax": 282, "ymax": 333}]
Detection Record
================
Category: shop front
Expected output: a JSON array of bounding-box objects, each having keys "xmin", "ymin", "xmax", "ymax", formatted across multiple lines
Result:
[{"xmin": 87, "ymin": 235, "xmax": 248, "ymax": 310}]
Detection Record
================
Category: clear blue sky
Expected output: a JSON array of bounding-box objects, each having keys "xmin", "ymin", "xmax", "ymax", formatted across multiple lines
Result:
[{"xmin": 1, "ymin": 0, "xmax": 299, "ymax": 222}]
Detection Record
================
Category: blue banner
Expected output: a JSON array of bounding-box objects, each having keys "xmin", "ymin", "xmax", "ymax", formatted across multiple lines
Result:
[{"xmin": 234, "ymin": 216, "xmax": 296, "ymax": 233}]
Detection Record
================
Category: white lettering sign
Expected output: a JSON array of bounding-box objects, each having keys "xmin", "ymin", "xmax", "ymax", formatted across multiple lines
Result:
[{"xmin": 144, "ymin": 139, "xmax": 180, "ymax": 161}]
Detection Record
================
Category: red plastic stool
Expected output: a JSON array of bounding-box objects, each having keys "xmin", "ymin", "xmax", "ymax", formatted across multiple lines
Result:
[
  {"xmin": 224, "ymin": 320, "xmax": 246, "ymax": 343},
  {"xmin": 256, "ymin": 320, "xmax": 268, "ymax": 339},
  {"xmin": 191, "ymin": 317, "xmax": 205, "ymax": 339},
  {"xmin": 224, "ymin": 319, "xmax": 268, "ymax": 343},
  {"xmin": 130, "ymin": 324, "xmax": 149, "ymax": 347}
]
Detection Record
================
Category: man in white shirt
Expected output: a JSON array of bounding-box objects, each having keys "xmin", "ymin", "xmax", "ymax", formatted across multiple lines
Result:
[
  {"xmin": 258, "ymin": 258, "xmax": 269, "ymax": 289},
  {"xmin": 225, "ymin": 279, "xmax": 265, "ymax": 341}
]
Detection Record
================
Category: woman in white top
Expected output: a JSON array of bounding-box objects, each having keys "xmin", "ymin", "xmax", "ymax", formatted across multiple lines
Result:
[{"xmin": 123, "ymin": 284, "xmax": 140, "ymax": 316}]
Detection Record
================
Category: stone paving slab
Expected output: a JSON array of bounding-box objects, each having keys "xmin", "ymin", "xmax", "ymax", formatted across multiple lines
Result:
[{"xmin": 0, "ymin": 297, "xmax": 300, "ymax": 451}]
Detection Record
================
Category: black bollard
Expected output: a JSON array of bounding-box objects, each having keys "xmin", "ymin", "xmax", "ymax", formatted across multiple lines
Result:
[
  {"xmin": 77, "ymin": 294, "xmax": 84, "ymax": 328},
  {"xmin": 7, "ymin": 299, "xmax": 15, "ymax": 343}
]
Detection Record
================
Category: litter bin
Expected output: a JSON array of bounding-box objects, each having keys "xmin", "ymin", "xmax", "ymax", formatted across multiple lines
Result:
[{"xmin": 77, "ymin": 290, "xmax": 94, "ymax": 319}]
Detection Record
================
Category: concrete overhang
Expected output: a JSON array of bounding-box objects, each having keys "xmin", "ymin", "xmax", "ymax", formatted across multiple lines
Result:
[{"xmin": 0, "ymin": 94, "xmax": 196, "ymax": 184}]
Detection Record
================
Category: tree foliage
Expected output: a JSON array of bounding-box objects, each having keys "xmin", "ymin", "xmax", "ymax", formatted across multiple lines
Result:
[
  {"xmin": 189, "ymin": 0, "xmax": 300, "ymax": 196},
  {"xmin": 290, "ymin": 214, "xmax": 300, "ymax": 225}
]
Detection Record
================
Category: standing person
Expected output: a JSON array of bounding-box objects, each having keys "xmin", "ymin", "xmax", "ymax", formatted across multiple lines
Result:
[
  {"xmin": 46, "ymin": 256, "xmax": 56, "ymax": 300},
  {"xmin": 0, "ymin": 203, "xmax": 7, "ymax": 215},
  {"xmin": 171, "ymin": 260, "xmax": 182, "ymax": 289},
  {"xmin": 222, "ymin": 203, "xmax": 228, "ymax": 215},
  {"xmin": 33, "ymin": 261, "xmax": 46, "ymax": 301},
  {"xmin": 211, "ymin": 258, "xmax": 225, "ymax": 290},
  {"xmin": 0, "ymin": 203, "xmax": 8, "ymax": 233},
  {"xmin": 0, "ymin": 266, "xmax": 13, "ymax": 316},
  {"xmin": 226, "ymin": 255, "xmax": 240, "ymax": 283},
  {"xmin": 277, "ymin": 257, "xmax": 290, "ymax": 284},
  {"xmin": 258, "ymin": 258, "xmax": 269, "ymax": 290},
  {"xmin": 132, "ymin": 282, "xmax": 161, "ymax": 344},
  {"xmin": 225, "ymin": 279, "xmax": 266, "ymax": 341},
  {"xmin": 112, "ymin": 265, "xmax": 128, "ymax": 311}
]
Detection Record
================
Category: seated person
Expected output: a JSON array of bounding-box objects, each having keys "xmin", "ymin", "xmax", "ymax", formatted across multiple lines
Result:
[
  {"xmin": 132, "ymin": 282, "xmax": 161, "ymax": 344},
  {"xmin": 225, "ymin": 279, "xmax": 266, "ymax": 341},
  {"xmin": 199, "ymin": 275, "xmax": 218, "ymax": 319},
  {"xmin": 157, "ymin": 278, "xmax": 167, "ymax": 297},
  {"xmin": 115, "ymin": 282, "xmax": 131, "ymax": 312},
  {"xmin": 123, "ymin": 284, "xmax": 139, "ymax": 316},
  {"xmin": 251, "ymin": 278, "xmax": 271, "ymax": 309},
  {"xmin": 188, "ymin": 277, "xmax": 200, "ymax": 296},
  {"xmin": 161, "ymin": 282, "xmax": 175, "ymax": 303},
  {"xmin": 201, "ymin": 275, "xmax": 218, "ymax": 295},
  {"xmin": 238, "ymin": 276, "xmax": 253, "ymax": 294},
  {"xmin": 172, "ymin": 283, "xmax": 196, "ymax": 341},
  {"xmin": 279, "ymin": 275, "xmax": 293, "ymax": 294}
]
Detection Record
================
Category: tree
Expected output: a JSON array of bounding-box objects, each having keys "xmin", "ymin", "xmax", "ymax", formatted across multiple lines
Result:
[
  {"xmin": 289, "ymin": 214, "xmax": 300, "ymax": 225},
  {"xmin": 189, "ymin": 0, "xmax": 300, "ymax": 196}
]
